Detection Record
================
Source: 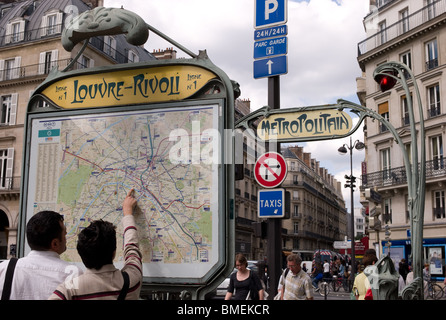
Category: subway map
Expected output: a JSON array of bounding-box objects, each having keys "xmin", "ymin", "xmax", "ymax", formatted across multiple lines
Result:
[{"xmin": 26, "ymin": 105, "xmax": 220, "ymax": 278}]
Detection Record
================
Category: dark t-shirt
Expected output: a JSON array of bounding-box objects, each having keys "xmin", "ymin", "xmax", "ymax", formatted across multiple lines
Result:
[{"xmin": 227, "ymin": 270, "xmax": 263, "ymax": 300}]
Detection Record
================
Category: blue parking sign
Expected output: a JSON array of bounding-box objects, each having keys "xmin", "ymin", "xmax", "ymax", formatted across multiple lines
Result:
[
  {"xmin": 255, "ymin": 0, "xmax": 288, "ymax": 29},
  {"xmin": 258, "ymin": 189, "xmax": 285, "ymax": 218}
]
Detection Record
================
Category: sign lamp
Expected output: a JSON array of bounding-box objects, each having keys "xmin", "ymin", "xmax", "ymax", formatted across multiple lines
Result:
[{"xmin": 374, "ymin": 69, "xmax": 398, "ymax": 92}]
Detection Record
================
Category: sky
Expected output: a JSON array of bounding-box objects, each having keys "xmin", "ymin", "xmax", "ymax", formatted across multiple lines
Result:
[{"xmin": 104, "ymin": 0, "xmax": 371, "ymax": 211}]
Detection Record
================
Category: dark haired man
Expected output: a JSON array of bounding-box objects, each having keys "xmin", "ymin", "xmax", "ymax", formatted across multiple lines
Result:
[
  {"xmin": 50, "ymin": 189, "xmax": 142, "ymax": 300},
  {"xmin": 0, "ymin": 211, "xmax": 83, "ymax": 300}
]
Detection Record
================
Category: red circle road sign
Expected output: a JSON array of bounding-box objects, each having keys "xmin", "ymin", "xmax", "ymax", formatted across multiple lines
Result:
[{"xmin": 254, "ymin": 152, "xmax": 288, "ymax": 188}]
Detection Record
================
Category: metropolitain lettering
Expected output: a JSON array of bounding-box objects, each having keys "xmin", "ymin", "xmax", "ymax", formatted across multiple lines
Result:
[{"xmin": 260, "ymin": 112, "xmax": 351, "ymax": 138}]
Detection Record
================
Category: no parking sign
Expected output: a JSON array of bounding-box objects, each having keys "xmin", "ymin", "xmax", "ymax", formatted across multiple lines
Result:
[{"xmin": 254, "ymin": 152, "xmax": 287, "ymax": 188}]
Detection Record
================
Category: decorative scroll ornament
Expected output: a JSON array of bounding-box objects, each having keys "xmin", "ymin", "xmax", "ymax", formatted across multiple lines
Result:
[
  {"xmin": 401, "ymin": 277, "xmax": 423, "ymax": 300},
  {"xmin": 62, "ymin": 7, "xmax": 149, "ymax": 52}
]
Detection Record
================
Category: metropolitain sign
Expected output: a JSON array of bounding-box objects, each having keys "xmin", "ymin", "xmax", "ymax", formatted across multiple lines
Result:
[{"xmin": 257, "ymin": 108, "xmax": 354, "ymax": 142}]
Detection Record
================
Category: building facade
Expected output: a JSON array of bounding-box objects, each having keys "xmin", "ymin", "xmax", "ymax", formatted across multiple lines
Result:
[
  {"xmin": 357, "ymin": 0, "xmax": 446, "ymax": 280},
  {"xmin": 0, "ymin": 0, "xmax": 154, "ymax": 259}
]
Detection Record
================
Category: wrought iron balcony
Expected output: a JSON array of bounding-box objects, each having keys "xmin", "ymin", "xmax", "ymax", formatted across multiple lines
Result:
[
  {"xmin": 358, "ymin": 0, "xmax": 446, "ymax": 56},
  {"xmin": 361, "ymin": 158, "xmax": 445, "ymax": 189}
]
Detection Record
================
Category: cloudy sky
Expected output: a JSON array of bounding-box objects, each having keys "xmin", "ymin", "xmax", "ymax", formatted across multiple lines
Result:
[{"xmin": 104, "ymin": 0, "xmax": 371, "ymax": 210}]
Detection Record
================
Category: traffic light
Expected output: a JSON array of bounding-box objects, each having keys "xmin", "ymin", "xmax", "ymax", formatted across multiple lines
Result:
[
  {"xmin": 344, "ymin": 174, "xmax": 356, "ymax": 189},
  {"xmin": 374, "ymin": 70, "xmax": 398, "ymax": 92}
]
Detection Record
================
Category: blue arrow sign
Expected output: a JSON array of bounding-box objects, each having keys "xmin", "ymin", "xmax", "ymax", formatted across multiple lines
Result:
[
  {"xmin": 255, "ymin": 0, "xmax": 288, "ymax": 29},
  {"xmin": 254, "ymin": 36, "xmax": 287, "ymax": 59},
  {"xmin": 253, "ymin": 55, "xmax": 287, "ymax": 79},
  {"xmin": 258, "ymin": 189, "xmax": 285, "ymax": 218}
]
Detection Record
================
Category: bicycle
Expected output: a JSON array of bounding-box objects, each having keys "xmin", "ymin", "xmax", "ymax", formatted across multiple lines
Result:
[
  {"xmin": 331, "ymin": 275, "xmax": 350, "ymax": 292},
  {"xmin": 424, "ymin": 279, "xmax": 444, "ymax": 300}
]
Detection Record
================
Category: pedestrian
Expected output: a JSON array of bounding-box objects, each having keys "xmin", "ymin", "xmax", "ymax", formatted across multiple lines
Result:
[
  {"xmin": 225, "ymin": 253, "xmax": 264, "ymax": 300},
  {"xmin": 398, "ymin": 258, "xmax": 409, "ymax": 283},
  {"xmin": 49, "ymin": 189, "xmax": 142, "ymax": 300},
  {"xmin": 323, "ymin": 259, "xmax": 331, "ymax": 279},
  {"xmin": 279, "ymin": 253, "xmax": 313, "ymax": 300},
  {"xmin": 0, "ymin": 210, "xmax": 83, "ymax": 300},
  {"xmin": 352, "ymin": 249, "xmax": 378, "ymax": 300},
  {"xmin": 311, "ymin": 262, "xmax": 323, "ymax": 290}
]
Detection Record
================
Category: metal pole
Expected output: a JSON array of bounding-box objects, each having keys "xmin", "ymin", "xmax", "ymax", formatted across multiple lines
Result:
[
  {"xmin": 266, "ymin": 76, "xmax": 282, "ymax": 300},
  {"xmin": 349, "ymin": 137, "xmax": 356, "ymax": 278}
]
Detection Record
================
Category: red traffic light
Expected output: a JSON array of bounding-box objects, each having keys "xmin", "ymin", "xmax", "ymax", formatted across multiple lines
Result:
[{"xmin": 374, "ymin": 70, "xmax": 398, "ymax": 92}]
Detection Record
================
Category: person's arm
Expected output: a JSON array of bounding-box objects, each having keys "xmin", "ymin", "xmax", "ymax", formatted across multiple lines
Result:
[
  {"xmin": 224, "ymin": 273, "xmax": 235, "ymax": 300},
  {"xmin": 121, "ymin": 189, "xmax": 142, "ymax": 295}
]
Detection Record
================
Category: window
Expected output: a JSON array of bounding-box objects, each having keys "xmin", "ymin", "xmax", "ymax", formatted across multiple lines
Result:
[
  {"xmin": 425, "ymin": 39, "xmax": 438, "ymax": 70},
  {"xmin": 400, "ymin": 51, "xmax": 411, "ymax": 79},
  {"xmin": 433, "ymin": 190, "xmax": 445, "ymax": 220},
  {"xmin": 378, "ymin": 21, "xmax": 387, "ymax": 45},
  {"xmin": 40, "ymin": 10, "xmax": 63, "ymax": 37},
  {"xmin": 427, "ymin": 84, "xmax": 441, "ymax": 117},
  {"xmin": 401, "ymin": 94, "xmax": 411, "ymax": 126},
  {"xmin": 0, "ymin": 148, "xmax": 14, "ymax": 189},
  {"xmin": 293, "ymin": 222, "xmax": 299, "ymax": 234},
  {"xmin": 128, "ymin": 50, "xmax": 139, "ymax": 63},
  {"xmin": 80, "ymin": 55, "xmax": 94, "ymax": 69},
  {"xmin": 400, "ymin": 8, "xmax": 409, "ymax": 34},
  {"xmin": 381, "ymin": 148, "xmax": 391, "ymax": 181},
  {"xmin": 431, "ymin": 135, "xmax": 444, "ymax": 170},
  {"xmin": 39, "ymin": 50, "xmax": 59, "ymax": 75},
  {"xmin": 5, "ymin": 19, "xmax": 25, "ymax": 44},
  {"xmin": 383, "ymin": 198, "xmax": 392, "ymax": 224},
  {"xmin": 427, "ymin": 0, "xmax": 436, "ymax": 20},
  {"xmin": 378, "ymin": 102, "xmax": 389, "ymax": 132},
  {"xmin": 0, "ymin": 57, "xmax": 21, "ymax": 81},
  {"xmin": 104, "ymin": 36, "xmax": 117, "ymax": 59},
  {"xmin": 0, "ymin": 94, "xmax": 17, "ymax": 125},
  {"xmin": 293, "ymin": 205, "xmax": 299, "ymax": 217}
]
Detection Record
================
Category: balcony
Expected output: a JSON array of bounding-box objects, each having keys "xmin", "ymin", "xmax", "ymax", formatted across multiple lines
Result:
[
  {"xmin": 358, "ymin": 0, "xmax": 446, "ymax": 56},
  {"xmin": 1, "ymin": 24, "xmax": 136, "ymax": 65},
  {"xmin": 0, "ymin": 176, "xmax": 20, "ymax": 200},
  {"xmin": 362, "ymin": 158, "xmax": 445, "ymax": 189}
]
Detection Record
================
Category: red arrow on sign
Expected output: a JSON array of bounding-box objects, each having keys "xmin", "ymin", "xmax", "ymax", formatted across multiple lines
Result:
[{"xmin": 254, "ymin": 152, "xmax": 287, "ymax": 188}]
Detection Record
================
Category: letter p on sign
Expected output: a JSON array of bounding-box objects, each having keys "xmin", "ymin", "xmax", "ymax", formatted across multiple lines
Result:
[{"xmin": 255, "ymin": 0, "xmax": 287, "ymax": 29}]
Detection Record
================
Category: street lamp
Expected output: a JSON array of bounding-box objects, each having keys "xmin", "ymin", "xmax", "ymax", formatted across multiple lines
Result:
[
  {"xmin": 373, "ymin": 61, "xmax": 426, "ymax": 300},
  {"xmin": 338, "ymin": 137, "xmax": 365, "ymax": 278}
]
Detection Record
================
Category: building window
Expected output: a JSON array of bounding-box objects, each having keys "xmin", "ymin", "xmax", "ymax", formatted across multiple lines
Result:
[
  {"xmin": 400, "ymin": 51, "xmax": 411, "ymax": 79},
  {"xmin": 128, "ymin": 50, "xmax": 139, "ymax": 63},
  {"xmin": 431, "ymin": 135, "xmax": 444, "ymax": 170},
  {"xmin": 0, "ymin": 148, "xmax": 14, "ymax": 189},
  {"xmin": 401, "ymin": 94, "xmax": 411, "ymax": 126},
  {"xmin": 293, "ymin": 222, "xmax": 299, "ymax": 234},
  {"xmin": 5, "ymin": 19, "xmax": 25, "ymax": 44},
  {"xmin": 0, "ymin": 57, "xmax": 21, "ymax": 81},
  {"xmin": 433, "ymin": 190, "xmax": 445, "ymax": 220},
  {"xmin": 381, "ymin": 148, "xmax": 391, "ymax": 181},
  {"xmin": 80, "ymin": 55, "xmax": 94, "ymax": 69},
  {"xmin": 0, "ymin": 94, "xmax": 17, "ymax": 126},
  {"xmin": 40, "ymin": 10, "xmax": 63, "ymax": 37},
  {"xmin": 400, "ymin": 8, "xmax": 409, "ymax": 34},
  {"xmin": 104, "ymin": 36, "xmax": 117, "ymax": 59},
  {"xmin": 293, "ymin": 205, "xmax": 299, "ymax": 217},
  {"xmin": 378, "ymin": 21, "xmax": 387, "ymax": 45},
  {"xmin": 427, "ymin": 84, "xmax": 441, "ymax": 117},
  {"xmin": 378, "ymin": 102, "xmax": 389, "ymax": 132},
  {"xmin": 425, "ymin": 39, "xmax": 438, "ymax": 70},
  {"xmin": 383, "ymin": 198, "xmax": 392, "ymax": 224},
  {"xmin": 39, "ymin": 50, "xmax": 59, "ymax": 75}
]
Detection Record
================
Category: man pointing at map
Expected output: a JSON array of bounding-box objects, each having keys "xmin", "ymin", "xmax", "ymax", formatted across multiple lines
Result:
[{"xmin": 50, "ymin": 189, "xmax": 142, "ymax": 300}]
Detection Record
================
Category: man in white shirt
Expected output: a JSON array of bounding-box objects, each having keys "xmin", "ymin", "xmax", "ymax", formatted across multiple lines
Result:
[{"xmin": 0, "ymin": 211, "xmax": 83, "ymax": 300}]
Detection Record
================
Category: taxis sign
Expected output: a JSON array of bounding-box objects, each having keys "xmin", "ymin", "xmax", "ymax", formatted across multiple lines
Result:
[
  {"xmin": 257, "ymin": 109, "xmax": 353, "ymax": 141},
  {"xmin": 42, "ymin": 65, "xmax": 217, "ymax": 109}
]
